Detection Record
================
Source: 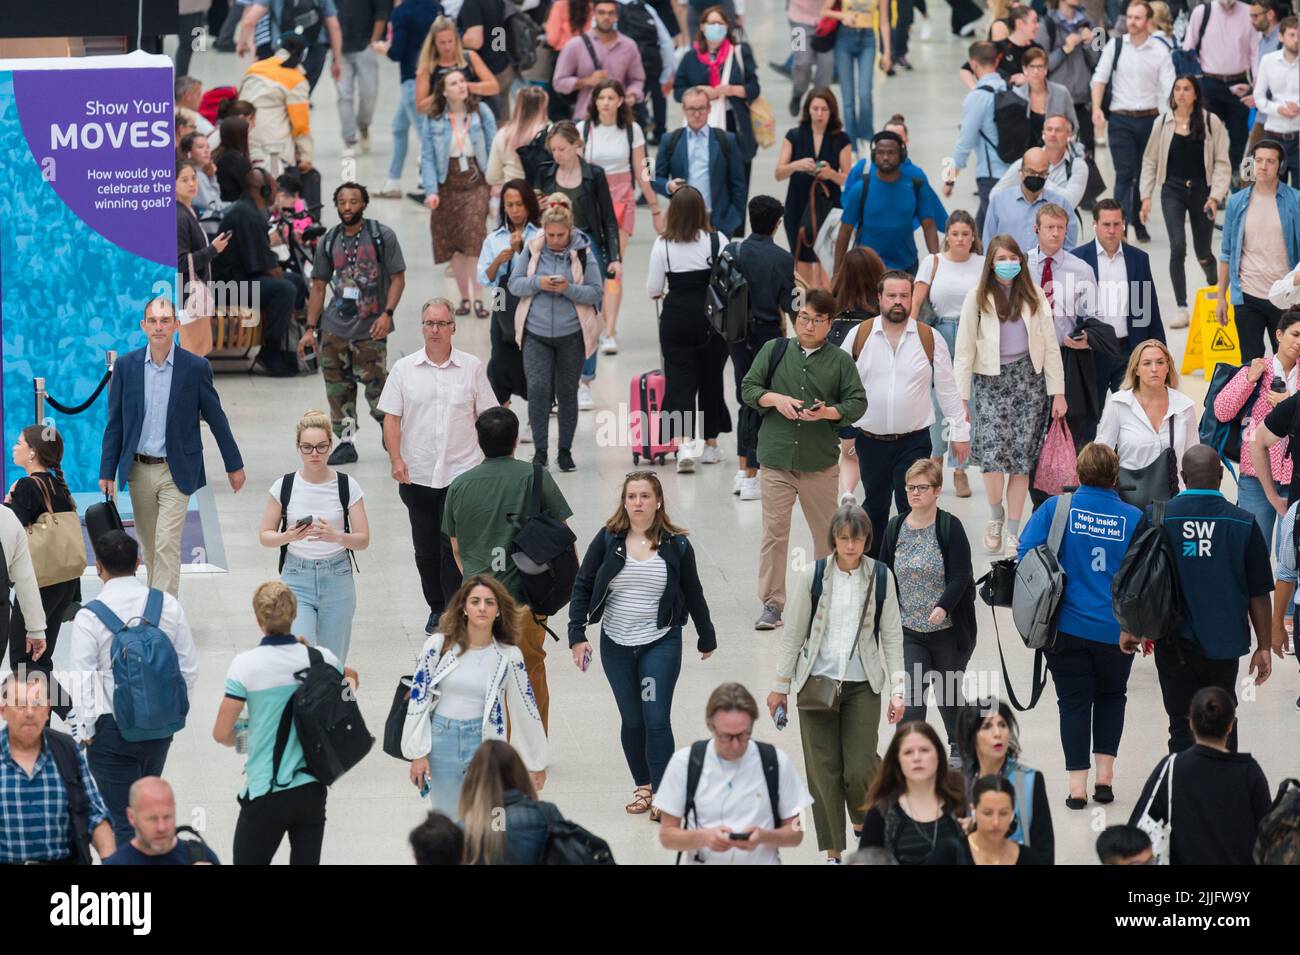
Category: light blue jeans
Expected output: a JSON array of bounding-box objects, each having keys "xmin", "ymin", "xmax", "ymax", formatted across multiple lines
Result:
[
  {"xmin": 427, "ymin": 712, "xmax": 483, "ymax": 817},
  {"xmin": 387, "ymin": 78, "xmax": 422, "ymax": 183},
  {"xmin": 834, "ymin": 27, "xmax": 877, "ymax": 151},
  {"xmin": 1237, "ymin": 474, "xmax": 1287, "ymax": 559},
  {"xmin": 280, "ymin": 551, "xmax": 357, "ymax": 663},
  {"xmin": 581, "ymin": 230, "xmax": 605, "ymax": 382},
  {"xmin": 929, "ymin": 317, "xmax": 963, "ymax": 466}
]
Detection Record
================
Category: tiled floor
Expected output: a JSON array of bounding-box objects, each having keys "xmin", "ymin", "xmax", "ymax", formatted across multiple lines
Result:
[{"xmin": 48, "ymin": 7, "xmax": 1298, "ymax": 864}]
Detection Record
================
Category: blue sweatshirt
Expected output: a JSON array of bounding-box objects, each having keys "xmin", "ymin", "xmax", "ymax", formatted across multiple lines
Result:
[
  {"xmin": 507, "ymin": 233, "xmax": 604, "ymax": 340},
  {"xmin": 1017, "ymin": 486, "xmax": 1142, "ymax": 645}
]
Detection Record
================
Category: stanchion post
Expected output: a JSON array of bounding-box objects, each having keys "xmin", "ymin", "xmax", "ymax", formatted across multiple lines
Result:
[
  {"xmin": 33, "ymin": 377, "xmax": 45, "ymax": 427},
  {"xmin": 106, "ymin": 350, "xmax": 117, "ymax": 373}
]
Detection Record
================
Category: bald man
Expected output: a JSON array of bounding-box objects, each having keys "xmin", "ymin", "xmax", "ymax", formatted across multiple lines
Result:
[
  {"xmin": 103, "ymin": 777, "xmax": 219, "ymax": 865},
  {"xmin": 981, "ymin": 147, "xmax": 1080, "ymax": 254}
]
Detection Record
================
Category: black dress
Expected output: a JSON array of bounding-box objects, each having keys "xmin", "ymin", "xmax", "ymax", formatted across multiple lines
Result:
[
  {"xmin": 783, "ymin": 125, "xmax": 852, "ymax": 264},
  {"xmin": 859, "ymin": 803, "xmax": 969, "ymax": 864},
  {"xmin": 657, "ymin": 237, "xmax": 732, "ymax": 444},
  {"xmin": 6, "ymin": 472, "xmax": 80, "ymax": 716}
]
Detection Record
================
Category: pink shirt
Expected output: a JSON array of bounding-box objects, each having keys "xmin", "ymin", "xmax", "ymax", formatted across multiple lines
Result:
[
  {"xmin": 551, "ymin": 29, "xmax": 647, "ymax": 118},
  {"xmin": 376, "ymin": 346, "xmax": 498, "ymax": 489},
  {"xmin": 1183, "ymin": 1, "xmax": 1258, "ymax": 77},
  {"xmin": 1213, "ymin": 361, "xmax": 1295, "ymax": 483}
]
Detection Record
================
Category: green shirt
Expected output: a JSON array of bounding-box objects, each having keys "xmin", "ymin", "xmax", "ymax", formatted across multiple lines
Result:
[
  {"xmin": 740, "ymin": 338, "xmax": 867, "ymax": 473},
  {"xmin": 444, "ymin": 456, "xmax": 574, "ymax": 605}
]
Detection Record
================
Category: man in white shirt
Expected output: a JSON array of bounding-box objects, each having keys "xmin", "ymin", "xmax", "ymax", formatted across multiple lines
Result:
[
  {"xmin": 1253, "ymin": 17, "xmax": 1300, "ymax": 187},
  {"xmin": 0, "ymin": 506, "xmax": 48, "ymax": 677},
  {"xmin": 379, "ymin": 298, "xmax": 497, "ymax": 634},
  {"xmin": 840, "ymin": 272, "xmax": 970, "ymax": 557},
  {"xmin": 1027, "ymin": 204, "xmax": 1098, "ymax": 346},
  {"xmin": 70, "ymin": 531, "xmax": 200, "ymax": 845},
  {"xmin": 1090, "ymin": 1, "xmax": 1175, "ymax": 242},
  {"xmin": 655, "ymin": 682, "xmax": 811, "ymax": 865},
  {"xmin": 991, "ymin": 113, "xmax": 1090, "ymax": 210}
]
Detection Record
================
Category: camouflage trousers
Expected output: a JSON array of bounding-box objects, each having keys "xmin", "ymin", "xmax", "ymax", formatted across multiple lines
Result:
[{"xmin": 321, "ymin": 331, "xmax": 388, "ymax": 440}]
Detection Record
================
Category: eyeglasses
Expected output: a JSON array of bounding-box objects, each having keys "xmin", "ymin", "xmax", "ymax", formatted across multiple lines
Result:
[
  {"xmin": 683, "ymin": 105, "xmax": 710, "ymax": 114},
  {"xmin": 904, "ymin": 483, "xmax": 937, "ymax": 493},
  {"xmin": 713, "ymin": 729, "xmax": 752, "ymax": 744},
  {"xmin": 421, "ymin": 320, "xmax": 455, "ymax": 330},
  {"xmin": 796, "ymin": 314, "xmax": 831, "ymax": 327},
  {"xmin": 299, "ymin": 442, "xmax": 331, "ymax": 455}
]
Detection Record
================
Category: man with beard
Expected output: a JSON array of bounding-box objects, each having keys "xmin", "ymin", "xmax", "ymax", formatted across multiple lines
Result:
[
  {"xmin": 300, "ymin": 181, "xmax": 407, "ymax": 464},
  {"xmin": 840, "ymin": 271, "xmax": 969, "ymax": 556},
  {"xmin": 551, "ymin": 0, "xmax": 648, "ymax": 120}
]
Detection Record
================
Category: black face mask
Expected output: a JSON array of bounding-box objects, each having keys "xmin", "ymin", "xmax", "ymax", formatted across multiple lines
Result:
[{"xmin": 1023, "ymin": 175, "xmax": 1047, "ymax": 193}]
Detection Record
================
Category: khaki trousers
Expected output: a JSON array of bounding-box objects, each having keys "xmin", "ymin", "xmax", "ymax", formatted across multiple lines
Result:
[
  {"xmin": 517, "ymin": 610, "xmax": 550, "ymax": 733},
  {"xmin": 797, "ymin": 681, "xmax": 882, "ymax": 852},
  {"xmin": 758, "ymin": 465, "xmax": 839, "ymax": 611},
  {"xmin": 127, "ymin": 461, "xmax": 190, "ymax": 597}
]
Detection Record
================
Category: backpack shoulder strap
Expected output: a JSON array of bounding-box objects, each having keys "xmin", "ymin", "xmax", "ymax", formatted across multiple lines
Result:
[
  {"xmin": 755, "ymin": 740, "xmax": 782, "ymax": 828},
  {"xmin": 1194, "ymin": 2, "xmax": 1211, "ymax": 56},
  {"xmin": 338, "ymin": 472, "xmax": 351, "ymax": 534},
  {"xmin": 1013, "ymin": 766, "xmax": 1034, "ymax": 847},
  {"xmin": 44, "ymin": 730, "xmax": 92, "ymax": 864},
  {"xmin": 709, "ymin": 230, "xmax": 720, "ymax": 266},
  {"xmin": 851, "ymin": 317, "xmax": 876, "ymax": 361},
  {"xmin": 809, "ymin": 558, "xmax": 827, "ymax": 623},
  {"xmin": 581, "ymin": 32, "xmax": 600, "ymax": 69},
  {"xmin": 142, "ymin": 588, "xmax": 165, "ymax": 628},
  {"xmin": 1047, "ymin": 491, "xmax": 1072, "ymax": 555},
  {"xmin": 278, "ymin": 471, "xmax": 296, "ymax": 574},
  {"xmin": 530, "ymin": 460, "xmax": 545, "ymax": 517},
  {"xmin": 83, "ymin": 599, "xmax": 126, "ymax": 635},
  {"xmin": 857, "ymin": 168, "xmax": 870, "ymax": 233},
  {"xmin": 762, "ymin": 336, "xmax": 791, "ymax": 392},
  {"xmin": 710, "ymin": 126, "xmax": 731, "ymax": 165},
  {"xmin": 270, "ymin": 693, "xmax": 296, "ymax": 793},
  {"xmin": 626, "ymin": 122, "xmax": 635, "ymax": 164},
  {"xmin": 682, "ymin": 739, "xmax": 709, "ymax": 828},
  {"xmin": 936, "ymin": 509, "xmax": 952, "ymax": 551},
  {"xmin": 916, "ymin": 322, "xmax": 935, "ymax": 367},
  {"xmin": 667, "ymin": 126, "xmax": 685, "ymax": 160},
  {"xmin": 322, "ymin": 224, "xmax": 342, "ymax": 260},
  {"xmin": 872, "ymin": 559, "xmax": 889, "ymax": 644}
]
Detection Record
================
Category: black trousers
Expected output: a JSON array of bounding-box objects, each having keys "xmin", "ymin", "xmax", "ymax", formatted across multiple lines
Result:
[
  {"xmin": 854, "ymin": 428, "xmax": 933, "ymax": 558},
  {"xmin": 729, "ymin": 322, "xmax": 783, "ymax": 465},
  {"xmin": 1074, "ymin": 102, "xmax": 1095, "ymax": 156},
  {"xmin": 662, "ymin": 335, "xmax": 732, "ymax": 444},
  {"xmin": 1234, "ymin": 293, "xmax": 1284, "ymax": 363},
  {"xmin": 1200, "ymin": 75, "xmax": 1252, "ymax": 174},
  {"xmin": 251, "ymin": 271, "xmax": 302, "ymax": 360},
  {"xmin": 902, "ymin": 627, "xmax": 972, "ymax": 754},
  {"xmin": 1045, "ymin": 631, "xmax": 1135, "ymax": 771},
  {"xmin": 1108, "ymin": 113, "xmax": 1156, "ymax": 230},
  {"xmin": 947, "ymin": 0, "xmax": 984, "ymax": 33},
  {"xmin": 397, "ymin": 483, "xmax": 462, "ymax": 616},
  {"xmin": 233, "ymin": 782, "xmax": 328, "ymax": 864},
  {"xmin": 634, "ymin": 88, "xmax": 668, "ymax": 141},
  {"xmin": 1159, "ymin": 179, "xmax": 1218, "ymax": 309},
  {"xmin": 8, "ymin": 579, "xmax": 79, "ymax": 719},
  {"xmin": 1154, "ymin": 638, "xmax": 1240, "ymax": 754}
]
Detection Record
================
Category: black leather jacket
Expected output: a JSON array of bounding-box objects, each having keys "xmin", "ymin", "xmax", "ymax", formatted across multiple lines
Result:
[{"xmin": 532, "ymin": 158, "xmax": 621, "ymax": 270}]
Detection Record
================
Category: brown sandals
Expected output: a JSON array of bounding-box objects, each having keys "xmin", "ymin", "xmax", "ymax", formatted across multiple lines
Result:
[{"xmin": 626, "ymin": 785, "xmax": 653, "ymax": 815}]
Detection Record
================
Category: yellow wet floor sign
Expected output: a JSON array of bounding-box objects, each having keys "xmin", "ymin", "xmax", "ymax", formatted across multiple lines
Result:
[{"xmin": 1181, "ymin": 286, "xmax": 1239, "ymax": 376}]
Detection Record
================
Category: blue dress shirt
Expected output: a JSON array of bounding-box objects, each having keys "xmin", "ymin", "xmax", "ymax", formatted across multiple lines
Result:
[
  {"xmin": 138, "ymin": 339, "xmax": 175, "ymax": 458},
  {"xmin": 686, "ymin": 126, "xmax": 712, "ymax": 211}
]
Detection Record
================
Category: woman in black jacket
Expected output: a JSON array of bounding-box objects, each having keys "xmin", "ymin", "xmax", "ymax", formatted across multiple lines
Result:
[
  {"xmin": 568, "ymin": 471, "xmax": 715, "ymax": 820},
  {"xmin": 878, "ymin": 458, "xmax": 976, "ymax": 759},
  {"xmin": 1129, "ymin": 687, "xmax": 1272, "ymax": 865},
  {"xmin": 214, "ymin": 115, "xmax": 252, "ymax": 203},
  {"xmin": 178, "ymin": 160, "xmax": 230, "ymax": 298}
]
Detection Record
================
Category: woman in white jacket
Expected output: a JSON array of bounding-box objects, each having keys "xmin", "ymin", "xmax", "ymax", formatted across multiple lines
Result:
[{"xmin": 403, "ymin": 575, "xmax": 547, "ymax": 816}]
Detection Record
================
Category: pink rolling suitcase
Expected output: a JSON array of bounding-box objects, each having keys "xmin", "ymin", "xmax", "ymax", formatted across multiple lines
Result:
[{"xmin": 628, "ymin": 369, "xmax": 678, "ymax": 465}]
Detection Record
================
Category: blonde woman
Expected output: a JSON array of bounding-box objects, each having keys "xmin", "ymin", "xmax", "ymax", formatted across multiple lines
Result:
[
  {"xmin": 414, "ymin": 16, "xmax": 499, "ymax": 114},
  {"xmin": 258, "ymin": 410, "xmax": 370, "ymax": 663},
  {"xmin": 486, "ymin": 86, "xmax": 551, "ymax": 186},
  {"xmin": 402, "ymin": 575, "xmax": 547, "ymax": 817},
  {"xmin": 952, "ymin": 234, "xmax": 1066, "ymax": 555}
]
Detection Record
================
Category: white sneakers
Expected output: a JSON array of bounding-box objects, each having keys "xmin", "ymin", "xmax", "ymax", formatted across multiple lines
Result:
[
  {"xmin": 984, "ymin": 520, "xmax": 1004, "ymax": 555},
  {"xmin": 600, "ymin": 335, "xmax": 618, "ymax": 354},
  {"xmin": 677, "ymin": 452, "xmax": 696, "ymax": 474},
  {"xmin": 374, "ymin": 179, "xmax": 402, "ymax": 199},
  {"xmin": 839, "ymin": 491, "xmax": 858, "ymax": 508},
  {"xmin": 1169, "ymin": 308, "xmax": 1191, "ymax": 329},
  {"xmin": 700, "ymin": 444, "xmax": 723, "ymax": 465},
  {"xmin": 739, "ymin": 477, "xmax": 761, "ymax": 500},
  {"xmin": 732, "ymin": 470, "xmax": 747, "ymax": 494},
  {"xmin": 577, "ymin": 383, "xmax": 594, "ymax": 411}
]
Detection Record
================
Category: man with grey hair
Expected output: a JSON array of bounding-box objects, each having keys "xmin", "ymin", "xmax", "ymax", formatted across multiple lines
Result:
[
  {"xmin": 174, "ymin": 75, "xmax": 214, "ymax": 137},
  {"xmin": 652, "ymin": 86, "xmax": 747, "ymax": 237},
  {"xmin": 378, "ymin": 298, "xmax": 497, "ymax": 633},
  {"xmin": 103, "ymin": 777, "xmax": 220, "ymax": 865}
]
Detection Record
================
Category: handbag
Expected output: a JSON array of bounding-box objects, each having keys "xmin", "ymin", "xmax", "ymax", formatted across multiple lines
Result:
[
  {"xmin": 796, "ymin": 564, "xmax": 876, "ymax": 713},
  {"xmin": 1118, "ymin": 426, "xmax": 1179, "ymax": 509},
  {"xmin": 977, "ymin": 559, "xmax": 1017, "ymax": 608},
  {"xmin": 796, "ymin": 177, "xmax": 834, "ymax": 263},
  {"xmin": 1135, "ymin": 753, "xmax": 1175, "ymax": 865},
  {"xmin": 179, "ymin": 247, "xmax": 215, "ymax": 357},
  {"xmin": 24, "ymin": 475, "xmax": 86, "ymax": 588},
  {"xmin": 812, "ymin": 0, "xmax": 839, "ymax": 52},
  {"xmin": 723, "ymin": 45, "xmax": 775, "ymax": 149},
  {"xmin": 1033, "ymin": 418, "xmax": 1079, "ymax": 496},
  {"xmin": 382, "ymin": 675, "xmax": 414, "ymax": 760}
]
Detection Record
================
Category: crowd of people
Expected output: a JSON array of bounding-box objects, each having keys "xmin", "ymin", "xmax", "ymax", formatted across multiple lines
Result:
[{"xmin": 3, "ymin": 0, "xmax": 1300, "ymax": 866}]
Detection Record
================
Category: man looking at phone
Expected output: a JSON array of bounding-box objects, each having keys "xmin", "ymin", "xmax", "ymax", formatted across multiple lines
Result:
[
  {"xmin": 301, "ymin": 181, "xmax": 407, "ymax": 465},
  {"xmin": 652, "ymin": 86, "xmax": 747, "ymax": 237}
]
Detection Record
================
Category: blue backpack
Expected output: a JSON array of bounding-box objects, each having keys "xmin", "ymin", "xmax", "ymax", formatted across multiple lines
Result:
[
  {"xmin": 84, "ymin": 589, "xmax": 189, "ymax": 742},
  {"xmin": 1199, "ymin": 362, "xmax": 1264, "ymax": 478}
]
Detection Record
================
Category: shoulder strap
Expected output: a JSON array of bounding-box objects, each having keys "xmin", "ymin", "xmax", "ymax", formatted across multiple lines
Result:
[
  {"xmin": 322, "ymin": 223, "xmax": 342, "ymax": 260},
  {"xmin": 277, "ymin": 472, "xmax": 296, "ymax": 574},
  {"xmin": 1013, "ymin": 766, "xmax": 1033, "ymax": 847},
  {"xmin": 1047, "ymin": 491, "xmax": 1072, "ymax": 555},
  {"xmin": 808, "ymin": 558, "xmax": 827, "ymax": 627},
  {"xmin": 142, "ymin": 588, "xmax": 165, "ymax": 628},
  {"xmin": 530, "ymin": 460, "xmax": 545, "ymax": 517},
  {"xmin": 270, "ymin": 691, "xmax": 296, "ymax": 793},
  {"xmin": 667, "ymin": 126, "xmax": 685, "ymax": 160},
  {"xmin": 581, "ymin": 32, "xmax": 600, "ymax": 69},
  {"xmin": 338, "ymin": 472, "xmax": 351, "ymax": 534},
  {"xmin": 1194, "ymin": 2, "xmax": 1211, "ymax": 57},
  {"xmin": 709, "ymin": 230, "xmax": 721, "ymax": 267},
  {"xmin": 626, "ymin": 122, "xmax": 635, "ymax": 164},
  {"xmin": 936, "ymin": 509, "xmax": 952, "ymax": 551},
  {"xmin": 83, "ymin": 599, "xmax": 126, "ymax": 635},
  {"xmin": 857, "ymin": 168, "xmax": 870, "ymax": 235},
  {"xmin": 682, "ymin": 739, "xmax": 709, "ymax": 829},
  {"xmin": 174, "ymin": 825, "xmax": 214, "ymax": 865},
  {"xmin": 710, "ymin": 126, "xmax": 731, "ymax": 165},
  {"xmin": 762, "ymin": 337, "xmax": 790, "ymax": 392},
  {"xmin": 755, "ymin": 741, "xmax": 782, "ymax": 829},
  {"xmin": 851, "ymin": 317, "xmax": 876, "ymax": 361},
  {"xmin": 916, "ymin": 322, "xmax": 935, "ymax": 366},
  {"xmin": 871, "ymin": 559, "xmax": 889, "ymax": 646},
  {"xmin": 45, "ymin": 731, "xmax": 92, "ymax": 865}
]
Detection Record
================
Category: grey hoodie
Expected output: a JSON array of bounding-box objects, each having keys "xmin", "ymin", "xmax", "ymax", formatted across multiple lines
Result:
[{"xmin": 508, "ymin": 231, "xmax": 604, "ymax": 340}]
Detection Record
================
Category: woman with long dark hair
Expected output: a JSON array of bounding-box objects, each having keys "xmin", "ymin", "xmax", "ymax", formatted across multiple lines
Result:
[
  {"xmin": 832, "ymin": 245, "xmax": 885, "ymax": 503},
  {"xmin": 857, "ymin": 721, "xmax": 966, "ymax": 863},
  {"xmin": 1138, "ymin": 74, "xmax": 1231, "ymax": 325},
  {"xmin": 214, "ymin": 115, "xmax": 252, "ymax": 202},
  {"xmin": 569, "ymin": 471, "xmax": 715, "ymax": 819}
]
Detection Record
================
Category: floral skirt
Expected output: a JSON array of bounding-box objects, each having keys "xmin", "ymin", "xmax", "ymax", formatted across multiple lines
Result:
[
  {"xmin": 970, "ymin": 354, "xmax": 1051, "ymax": 475},
  {"xmin": 429, "ymin": 159, "xmax": 489, "ymax": 264}
]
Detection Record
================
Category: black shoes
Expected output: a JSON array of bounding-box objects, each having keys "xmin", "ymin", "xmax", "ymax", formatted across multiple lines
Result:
[
  {"xmin": 1133, "ymin": 224, "xmax": 1152, "ymax": 243},
  {"xmin": 532, "ymin": 451, "xmax": 548, "ymax": 468},
  {"xmin": 1065, "ymin": 796, "xmax": 1088, "ymax": 810},
  {"xmin": 327, "ymin": 441, "xmax": 357, "ymax": 465},
  {"xmin": 1094, "ymin": 784, "xmax": 1115, "ymax": 804},
  {"xmin": 253, "ymin": 350, "xmax": 299, "ymax": 378},
  {"xmin": 557, "ymin": 449, "xmax": 576, "ymax": 472},
  {"xmin": 789, "ymin": 93, "xmax": 802, "ymax": 118}
]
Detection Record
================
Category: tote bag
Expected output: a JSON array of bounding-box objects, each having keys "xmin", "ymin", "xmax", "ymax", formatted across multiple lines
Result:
[
  {"xmin": 25, "ymin": 476, "xmax": 87, "ymax": 587},
  {"xmin": 1033, "ymin": 419, "xmax": 1079, "ymax": 497}
]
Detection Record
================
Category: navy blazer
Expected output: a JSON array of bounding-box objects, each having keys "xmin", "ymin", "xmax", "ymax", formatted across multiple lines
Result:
[
  {"xmin": 672, "ymin": 41, "xmax": 761, "ymax": 160},
  {"xmin": 1070, "ymin": 240, "xmax": 1166, "ymax": 352},
  {"xmin": 99, "ymin": 344, "xmax": 244, "ymax": 496},
  {"xmin": 652, "ymin": 125, "xmax": 747, "ymax": 238}
]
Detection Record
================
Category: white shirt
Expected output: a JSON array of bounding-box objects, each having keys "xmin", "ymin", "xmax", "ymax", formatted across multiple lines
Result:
[
  {"xmin": 69, "ymin": 577, "xmax": 200, "ymax": 741},
  {"xmin": 268, "ymin": 471, "xmax": 363, "ymax": 560},
  {"xmin": 1094, "ymin": 240, "xmax": 1131, "ymax": 339},
  {"xmin": 1090, "ymin": 33, "xmax": 1176, "ymax": 113},
  {"xmin": 916, "ymin": 252, "xmax": 986, "ymax": 319},
  {"xmin": 653, "ymin": 740, "xmax": 813, "ymax": 865},
  {"xmin": 377, "ymin": 347, "xmax": 497, "ymax": 489},
  {"xmin": 433, "ymin": 645, "xmax": 498, "ymax": 720},
  {"xmin": 646, "ymin": 232, "xmax": 715, "ymax": 298},
  {"xmin": 0, "ymin": 507, "xmax": 45, "ymax": 635},
  {"xmin": 840, "ymin": 318, "xmax": 970, "ymax": 442},
  {"xmin": 1268, "ymin": 262, "xmax": 1300, "ymax": 309},
  {"xmin": 1254, "ymin": 48, "xmax": 1300, "ymax": 135},
  {"xmin": 578, "ymin": 120, "xmax": 645, "ymax": 175},
  {"xmin": 812, "ymin": 565, "xmax": 870, "ymax": 681},
  {"xmin": 1095, "ymin": 387, "xmax": 1200, "ymax": 482}
]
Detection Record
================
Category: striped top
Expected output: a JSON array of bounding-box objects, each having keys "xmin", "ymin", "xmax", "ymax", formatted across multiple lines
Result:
[{"xmin": 602, "ymin": 553, "xmax": 671, "ymax": 647}]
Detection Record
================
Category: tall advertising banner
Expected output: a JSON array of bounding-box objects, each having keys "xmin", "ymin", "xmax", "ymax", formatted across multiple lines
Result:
[{"xmin": 0, "ymin": 53, "xmax": 176, "ymax": 494}]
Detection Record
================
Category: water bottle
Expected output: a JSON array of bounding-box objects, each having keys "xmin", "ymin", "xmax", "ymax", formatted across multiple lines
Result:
[{"xmin": 234, "ymin": 715, "xmax": 249, "ymax": 755}]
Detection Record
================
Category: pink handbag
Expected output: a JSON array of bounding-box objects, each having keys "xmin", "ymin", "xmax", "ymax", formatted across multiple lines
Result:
[{"xmin": 1033, "ymin": 419, "xmax": 1079, "ymax": 496}]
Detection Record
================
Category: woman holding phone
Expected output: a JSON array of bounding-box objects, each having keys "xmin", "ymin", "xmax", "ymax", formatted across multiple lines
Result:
[
  {"xmin": 258, "ymin": 410, "xmax": 371, "ymax": 663},
  {"xmin": 568, "ymin": 471, "xmax": 715, "ymax": 820}
]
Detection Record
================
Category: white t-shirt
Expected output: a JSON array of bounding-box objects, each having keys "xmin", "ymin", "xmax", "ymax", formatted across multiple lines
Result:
[
  {"xmin": 268, "ymin": 471, "xmax": 364, "ymax": 561},
  {"xmin": 578, "ymin": 120, "xmax": 645, "ymax": 175},
  {"xmin": 434, "ymin": 645, "xmax": 498, "ymax": 721},
  {"xmin": 653, "ymin": 740, "xmax": 814, "ymax": 865},
  {"xmin": 916, "ymin": 252, "xmax": 986, "ymax": 320}
]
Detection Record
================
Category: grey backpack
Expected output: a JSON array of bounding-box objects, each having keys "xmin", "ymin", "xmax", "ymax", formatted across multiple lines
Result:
[{"xmin": 1012, "ymin": 492, "xmax": 1070, "ymax": 652}]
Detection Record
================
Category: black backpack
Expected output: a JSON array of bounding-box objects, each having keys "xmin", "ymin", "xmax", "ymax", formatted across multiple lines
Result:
[
  {"xmin": 320, "ymin": 219, "xmax": 388, "ymax": 288},
  {"xmin": 851, "ymin": 167, "xmax": 923, "ymax": 245},
  {"xmin": 44, "ymin": 729, "xmax": 93, "ymax": 865},
  {"xmin": 272, "ymin": 645, "xmax": 374, "ymax": 788},
  {"xmin": 536, "ymin": 801, "xmax": 617, "ymax": 864},
  {"xmin": 271, "ymin": 0, "xmax": 324, "ymax": 46},
  {"xmin": 981, "ymin": 87, "xmax": 1033, "ymax": 165},
  {"xmin": 520, "ymin": 126, "xmax": 553, "ymax": 185},
  {"xmin": 1110, "ymin": 499, "xmax": 1184, "ymax": 641},
  {"xmin": 509, "ymin": 462, "xmax": 580, "ymax": 621},
  {"xmin": 677, "ymin": 739, "xmax": 781, "ymax": 864},
  {"xmin": 502, "ymin": 0, "xmax": 543, "ymax": 71},
  {"xmin": 549, "ymin": 33, "xmax": 600, "ymax": 119},
  {"xmin": 617, "ymin": 0, "xmax": 663, "ymax": 80},
  {"xmin": 276, "ymin": 472, "xmax": 357, "ymax": 574},
  {"xmin": 1254, "ymin": 778, "xmax": 1300, "ymax": 865},
  {"xmin": 705, "ymin": 232, "xmax": 750, "ymax": 344},
  {"xmin": 1199, "ymin": 362, "xmax": 1265, "ymax": 471}
]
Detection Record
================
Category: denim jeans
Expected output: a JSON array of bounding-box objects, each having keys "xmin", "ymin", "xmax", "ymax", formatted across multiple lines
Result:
[
  {"xmin": 834, "ymin": 27, "xmax": 877, "ymax": 150},
  {"xmin": 581, "ymin": 230, "xmax": 604, "ymax": 381},
  {"xmin": 600, "ymin": 629, "xmax": 682, "ymax": 791},
  {"xmin": 281, "ymin": 551, "xmax": 358, "ymax": 664},
  {"xmin": 388, "ymin": 78, "xmax": 422, "ymax": 183},
  {"xmin": 1107, "ymin": 113, "xmax": 1156, "ymax": 230},
  {"xmin": 929, "ymin": 317, "xmax": 963, "ymax": 466},
  {"xmin": 426, "ymin": 712, "xmax": 484, "ymax": 817},
  {"xmin": 1236, "ymin": 474, "xmax": 1286, "ymax": 560},
  {"xmin": 87, "ymin": 714, "xmax": 173, "ymax": 844}
]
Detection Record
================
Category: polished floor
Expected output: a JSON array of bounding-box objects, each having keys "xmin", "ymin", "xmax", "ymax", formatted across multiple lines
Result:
[{"xmin": 50, "ymin": 6, "xmax": 1299, "ymax": 864}]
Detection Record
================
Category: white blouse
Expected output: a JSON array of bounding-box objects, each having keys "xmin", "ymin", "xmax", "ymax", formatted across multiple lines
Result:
[
  {"xmin": 1095, "ymin": 387, "xmax": 1200, "ymax": 487},
  {"xmin": 646, "ymin": 231, "xmax": 716, "ymax": 298}
]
